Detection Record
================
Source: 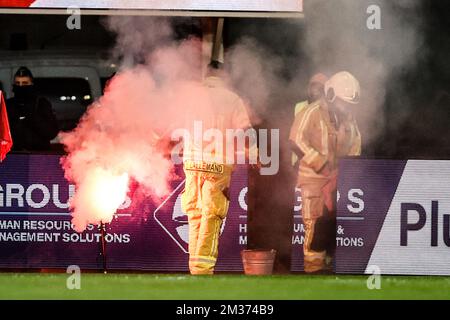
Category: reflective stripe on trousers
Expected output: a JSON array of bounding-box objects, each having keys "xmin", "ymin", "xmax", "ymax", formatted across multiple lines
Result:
[
  {"xmin": 301, "ymin": 183, "xmax": 335, "ymax": 273},
  {"xmin": 303, "ymin": 218, "xmax": 327, "ymax": 273}
]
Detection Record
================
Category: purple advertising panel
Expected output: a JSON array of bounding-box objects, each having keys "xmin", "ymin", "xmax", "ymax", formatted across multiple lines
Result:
[
  {"xmin": 2, "ymin": 155, "xmax": 449, "ymax": 275},
  {"xmin": 336, "ymin": 159, "xmax": 450, "ymax": 275},
  {"xmin": 0, "ymin": 154, "xmax": 251, "ymax": 271}
]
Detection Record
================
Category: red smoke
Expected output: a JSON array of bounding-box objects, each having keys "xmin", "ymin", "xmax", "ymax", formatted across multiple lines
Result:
[{"xmin": 59, "ymin": 39, "xmax": 212, "ymax": 232}]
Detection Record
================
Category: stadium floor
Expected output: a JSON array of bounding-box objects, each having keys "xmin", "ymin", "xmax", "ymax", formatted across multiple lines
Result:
[{"xmin": 0, "ymin": 273, "xmax": 449, "ymax": 300}]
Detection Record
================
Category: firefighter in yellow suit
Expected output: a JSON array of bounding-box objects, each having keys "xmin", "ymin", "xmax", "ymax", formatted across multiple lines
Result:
[
  {"xmin": 181, "ymin": 65, "xmax": 252, "ymax": 275},
  {"xmin": 290, "ymin": 71, "xmax": 362, "ymax": 273}
]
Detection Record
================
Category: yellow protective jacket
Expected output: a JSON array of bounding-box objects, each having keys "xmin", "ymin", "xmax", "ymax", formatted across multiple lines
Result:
[
  {"xmin": 182, "ymin": 76, "xmax": 252, "ymax": 166},
  {"xmin": 289, "ymin": 99, "xmax": 361, "ymax": 183},
  {"xmin": 295, "ymin": 100, "xmax": 309, "ymax": 116}
]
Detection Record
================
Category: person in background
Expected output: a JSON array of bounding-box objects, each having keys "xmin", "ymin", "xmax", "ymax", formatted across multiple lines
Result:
[
  {"xmin": 6, "ymin": 66, "xmax": 59, "ymax": 152},
  {"xmin": 291, "ymin": 73, "xmax": 329, "ymax": 168},
  {"xmin": 294, "ymin": 73, "xmax": 329, "ymax": 116},
  {"xmin": 290, "ymin": 71, "xmax": 362, "ymax": 273}
]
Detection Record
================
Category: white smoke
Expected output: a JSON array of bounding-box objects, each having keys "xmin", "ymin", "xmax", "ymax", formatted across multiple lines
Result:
[{"xmin": 302, "ymin": 0, "xmax": 425, "ymax": 146}]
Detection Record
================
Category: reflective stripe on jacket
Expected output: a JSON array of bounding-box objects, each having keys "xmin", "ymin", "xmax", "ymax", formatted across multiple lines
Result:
[{"xmin": 289, "ymin": 99, "xmax": 361, "ymax": 183}]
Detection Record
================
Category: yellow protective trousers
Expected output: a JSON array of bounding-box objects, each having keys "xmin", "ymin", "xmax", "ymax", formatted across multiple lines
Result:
[
  {"xmin": 181, "ymin": 163, "xmax": 232, "ymax": 275},
  {"xmin": 301, "ymin": 183, "xmax": 337, "ymax": 273}
]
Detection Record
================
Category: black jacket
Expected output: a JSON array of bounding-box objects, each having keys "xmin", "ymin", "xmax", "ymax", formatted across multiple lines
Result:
[{"xmin": 6, "ymin": 95, "xmax": 59, "ymax": 152}]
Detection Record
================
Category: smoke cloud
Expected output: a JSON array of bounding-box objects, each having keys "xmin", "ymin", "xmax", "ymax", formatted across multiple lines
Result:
[
  {"xmin": 60, "ymin": 17, "xmax": 207, "ymax": 231},
  {"xmin": 302, "ymin": 0, "xmax": 425, "ymax": 147},
  {"xmin": 60, "ymin": 17, "xmax": 249, "ymax": 232},
  {"xmin": 61, "ymin": 2, "xmax": 425, "ymax": 231},
  {"xmin": 211, "ymin": 1, "xmax": 425, "ymax": 151},
  {"xmin": 103, "ymin": 16, "xmax": 174, "ymax": 68},
  {"xmin": 60, "ymin": 66, "xmax": 171, "ymax": 232}
]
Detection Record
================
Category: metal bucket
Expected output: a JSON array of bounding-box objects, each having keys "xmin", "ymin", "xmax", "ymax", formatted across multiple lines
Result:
[{"xmin": 241, "ymin": 249, "xmax": 277, "ymax": 275}]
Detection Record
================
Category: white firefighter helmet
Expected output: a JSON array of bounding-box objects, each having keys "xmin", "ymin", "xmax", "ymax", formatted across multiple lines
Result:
[{"xmin": 325, "ymin": 71, "xmax": 361, "ymax": 105}]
